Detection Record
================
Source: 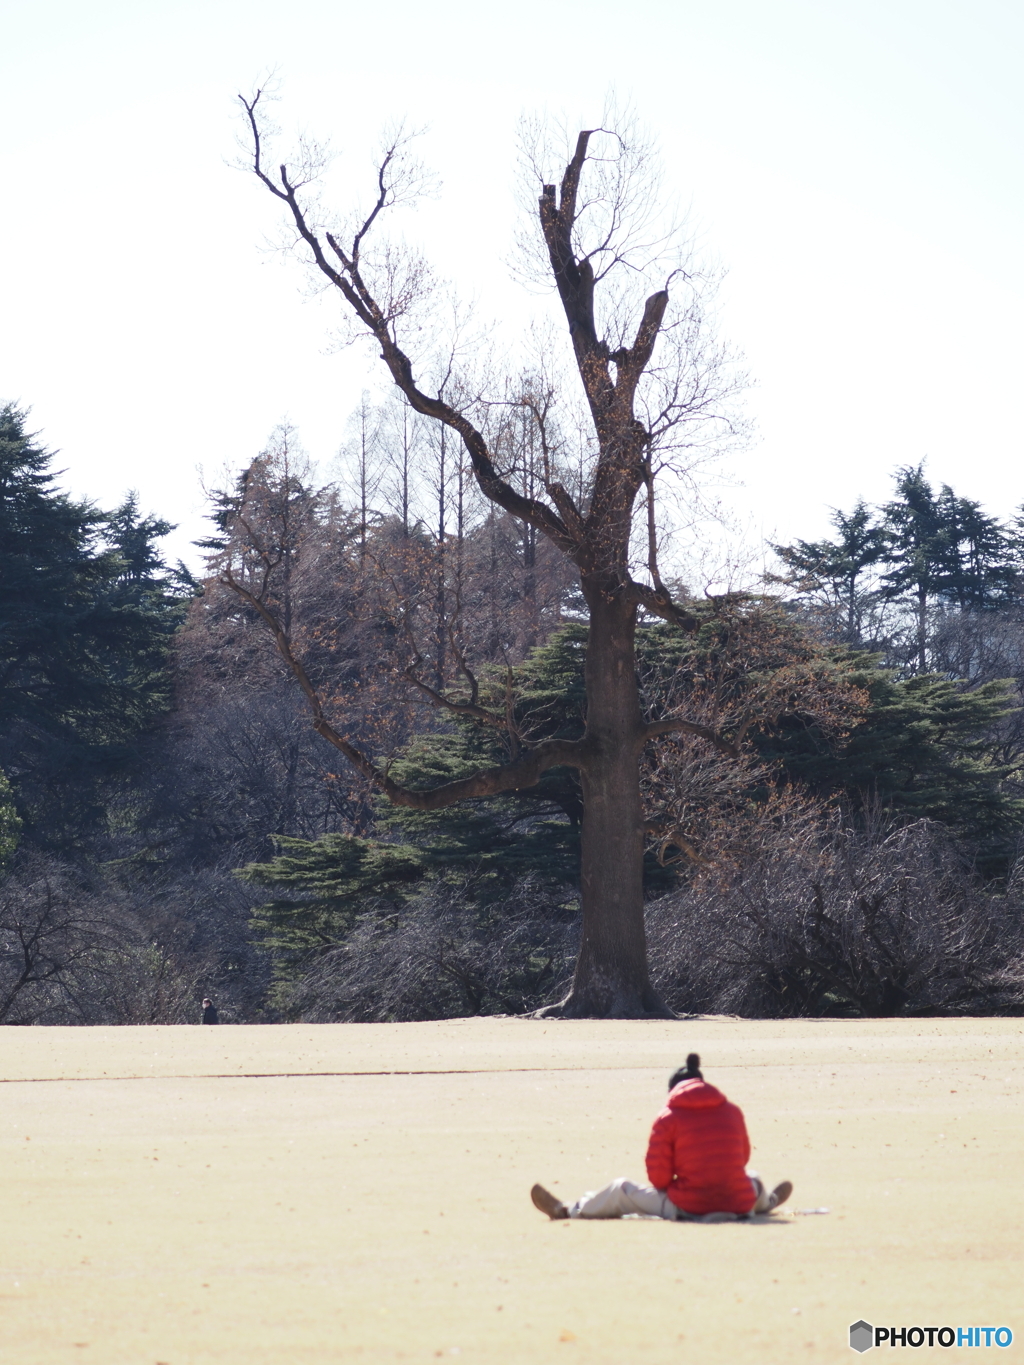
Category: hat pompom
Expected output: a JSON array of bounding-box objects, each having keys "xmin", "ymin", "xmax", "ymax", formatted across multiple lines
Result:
[{"xmin": 668, "ymin": 1053, "xmax": 704, "ymax": 1089}]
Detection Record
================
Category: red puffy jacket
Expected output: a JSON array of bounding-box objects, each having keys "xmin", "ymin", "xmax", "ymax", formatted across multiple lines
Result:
[{"xmin": 645, "ymin": 1078, "xmax": 757, "ymax": 1215}]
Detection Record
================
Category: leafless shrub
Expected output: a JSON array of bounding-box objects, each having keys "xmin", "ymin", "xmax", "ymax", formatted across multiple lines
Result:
[
  {"xmin": 275, "ymin": 880, "xmax": 577, "ymax": 1022},
  {"xmin": 0, "ymin": 855, "xmax": 206, "ymax": 1025},
  {"xmin": 646, "ymin": 817, "xmax": 1024, "ymax": 1017}
]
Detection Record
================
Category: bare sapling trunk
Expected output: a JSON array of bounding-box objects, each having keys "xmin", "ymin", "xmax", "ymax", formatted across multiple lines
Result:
[{"xmin": 234, "ymin": 95, "xmax": 745, "ymax": 1017}]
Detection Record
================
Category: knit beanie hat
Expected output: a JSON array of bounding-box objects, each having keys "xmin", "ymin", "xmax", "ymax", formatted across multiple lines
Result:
[{"xmin": 668, "ymin": 1053, "xmax": 703, "ymax": 1089}]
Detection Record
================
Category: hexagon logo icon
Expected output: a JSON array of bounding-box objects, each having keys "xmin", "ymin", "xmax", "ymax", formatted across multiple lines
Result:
[{"xmin": 849, "ymin": 1320, "xmax": 874, "ymax": 1353}]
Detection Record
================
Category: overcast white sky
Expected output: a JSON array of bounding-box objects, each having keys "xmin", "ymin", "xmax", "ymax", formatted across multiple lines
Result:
[{"xmin": 3, "ymin": 0, "xmax": 1023, "ymax": 571}]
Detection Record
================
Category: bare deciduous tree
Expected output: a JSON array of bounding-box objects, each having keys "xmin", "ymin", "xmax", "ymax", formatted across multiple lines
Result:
[{"xmin": 234, "ymin": 92, "xmax": 747, "ymax": 1016}]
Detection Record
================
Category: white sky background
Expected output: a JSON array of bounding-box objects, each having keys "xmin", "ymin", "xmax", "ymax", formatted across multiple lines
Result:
[{"xmin": 2, "ymin": 0, "xmax": 1023, "ymax": 576}]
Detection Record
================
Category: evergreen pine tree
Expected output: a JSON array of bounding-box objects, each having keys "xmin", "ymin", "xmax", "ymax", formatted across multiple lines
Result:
[
  {"xmin": 929, "ymin": 486, "xmax": 1016, "ymax": 610},
  {"xmin": 0, "ymin": 402, "xmax": 108, "ymax": 749},
  {"xmin": 880, "ymin": 466, "xmax": 1017, "ymax": 669},
  {"xmin": 0, "ymin": 403, "xmax": 189, "ymax": 841},
  {"xmin": 769, "ymin": 499, "xmax": 889, "ymax": 643}
]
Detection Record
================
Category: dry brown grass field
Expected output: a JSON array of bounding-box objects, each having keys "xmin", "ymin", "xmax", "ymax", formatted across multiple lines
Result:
[{"xmin": 1, "ymin": 1017, "xmax": 1020, "ymax": 1364}]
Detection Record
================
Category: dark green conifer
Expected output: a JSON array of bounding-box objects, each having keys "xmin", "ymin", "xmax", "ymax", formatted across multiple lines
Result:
[{"xmin": 0, "ymin": 403, "xmax": 190, "ymax": 842}]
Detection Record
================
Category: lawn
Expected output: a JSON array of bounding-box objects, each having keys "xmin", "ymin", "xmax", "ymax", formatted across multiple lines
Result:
[{"xmin": 1, "ymin": 1017, "xmax": 1019, "ymax": 1363}]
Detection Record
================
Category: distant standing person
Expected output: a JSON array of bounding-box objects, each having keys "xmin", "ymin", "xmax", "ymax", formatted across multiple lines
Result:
[
  {"xmin": 530, "ymin": 1053, "xmax": 792, "ymax": 1221},
  {"xmin": 201, "ymin": 997, "xmax": 218, "ymax": 1025}
]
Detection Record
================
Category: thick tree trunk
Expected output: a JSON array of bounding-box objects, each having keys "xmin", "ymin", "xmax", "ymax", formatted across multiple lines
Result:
[{"xmin": 540, "ymin": 587, "xmax": 672, "ymax": 1018}]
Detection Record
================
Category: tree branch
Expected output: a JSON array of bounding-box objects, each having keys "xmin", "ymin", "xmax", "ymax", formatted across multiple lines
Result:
[
  {"xmin": 643, "ymin": 453, "xmax": 667, "ymax": 597},
  {"xmin": 221, "ymin": 573, "xmax": 586, "ymax": 809},
  {"xmin": 614, "ymin": 289, "xmax": 669, "ymax": 390},
  {"xmin": 546, "ymin": 482, "xmax": 586, "ymax": 541},
  {"xmin": 240, "ymin": 89, "xmax": 580, "ymax": 563},
  {"xmin": 401, "ymin": 665, "xmax": 507, "ymax": 730},
  {"xmin": 629, "ymin": 578, "xmax": 699, "ymax": 630},
  {"xmin": 642, "ymin": 822, "xmax": 710, "ymax": 866},
  {"xmin": 643, "ymin": 715, "xmax": 741, "ymax": 759},
  {"xmin": 316, "ymin": 716, "xmax": 585, "ymax": 809}
]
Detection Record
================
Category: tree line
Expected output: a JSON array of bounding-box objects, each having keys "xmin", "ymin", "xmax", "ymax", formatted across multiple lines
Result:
[
  {"xmin": 2, "ymin": 392, "xmax": 1024, "ymax": 1023},
  {"xmin": 771, "ymin": 464, "xmax": 1024, "ymax": 670}
]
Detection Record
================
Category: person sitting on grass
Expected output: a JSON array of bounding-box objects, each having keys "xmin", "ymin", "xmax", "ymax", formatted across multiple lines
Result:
[{"xmin": 530, "ymin": 1053, "xmax": 792, "ymax": 1222}]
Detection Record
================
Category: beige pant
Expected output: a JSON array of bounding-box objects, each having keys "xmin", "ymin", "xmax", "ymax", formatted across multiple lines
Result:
[{"xmin": 570, "ymin": 1173, "xmax": 766, "ymax": 1220}]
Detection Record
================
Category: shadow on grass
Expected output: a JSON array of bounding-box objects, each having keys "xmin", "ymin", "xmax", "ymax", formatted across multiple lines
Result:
[{"xmin": 615, "ymin": 1212, "xmax": 794, "ymax": 1226}]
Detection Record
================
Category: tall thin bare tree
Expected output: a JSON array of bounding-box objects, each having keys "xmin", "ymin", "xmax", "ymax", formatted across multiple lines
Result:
[{"xmin": 235, "ymin": 93, "xmax": 746, "ymax": 1016}]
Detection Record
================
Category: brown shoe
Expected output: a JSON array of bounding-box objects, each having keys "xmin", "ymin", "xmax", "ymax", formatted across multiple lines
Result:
[
  {"xmin": 768, "ymin": 1181, "xmax": 793, "ymax": 1210},
  {"xmin": 531, "ymin": 1183, "xmax": 569, "ymax": 1220}
]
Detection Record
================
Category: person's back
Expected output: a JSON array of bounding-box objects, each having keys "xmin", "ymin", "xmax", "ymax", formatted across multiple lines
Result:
[
  {"xmin": 645, "ymin": 1076, "xmax": 755, "ymax": 1216},
  {"xmin": 530, "ymin": 1051, "xmax": 792, "ymax": 1222}
]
